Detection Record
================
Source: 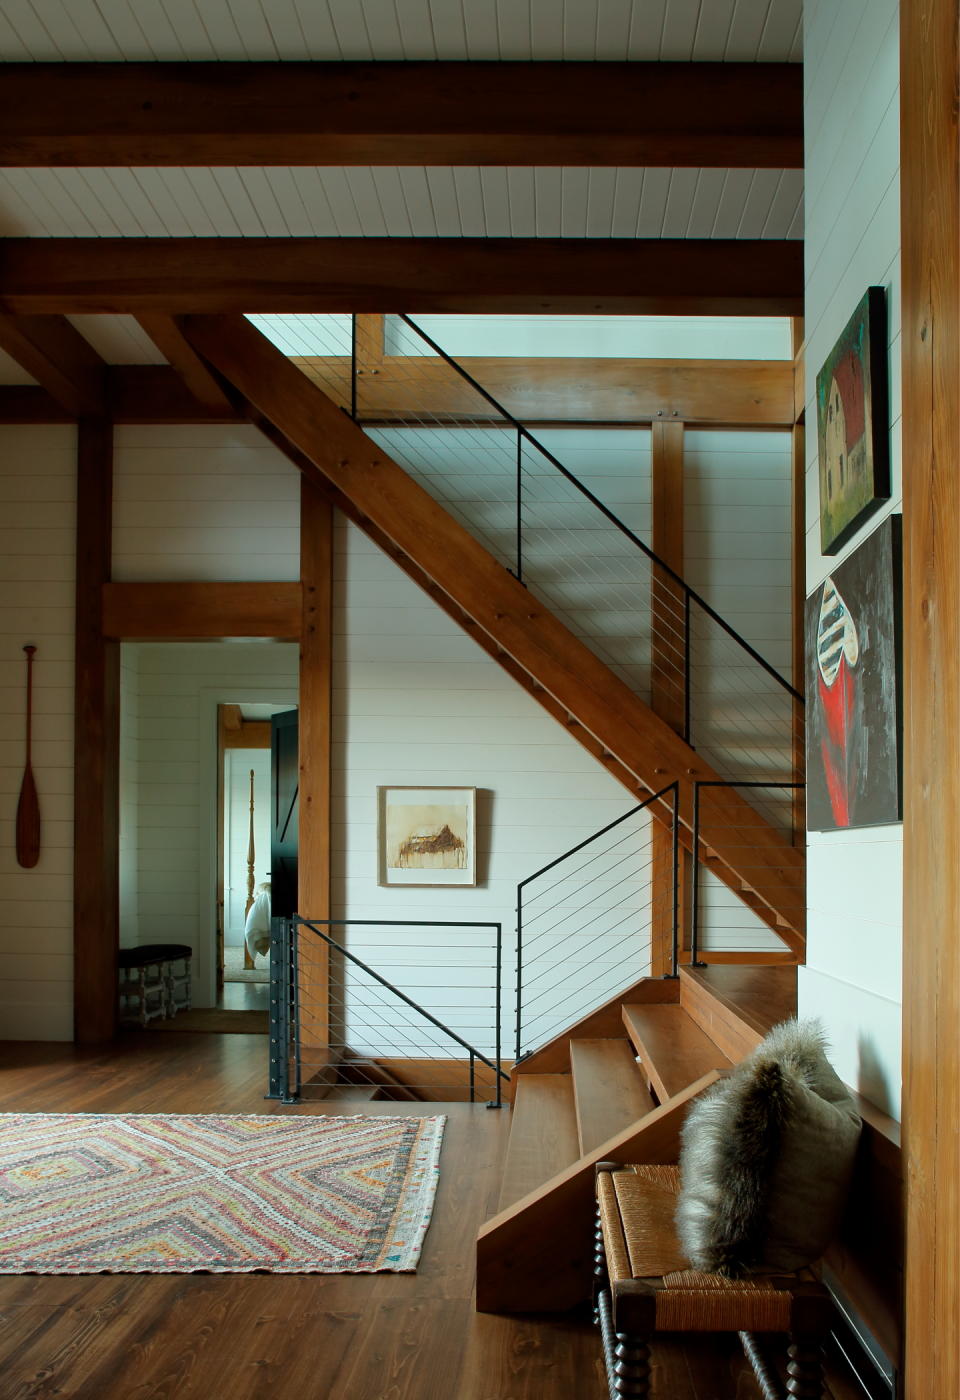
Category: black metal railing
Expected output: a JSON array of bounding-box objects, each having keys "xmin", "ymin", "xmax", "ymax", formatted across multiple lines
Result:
[
  {"xmin": 269, "ymin": 310, "xmax": 804, "ymax": 832},
  {"xmin": 689, "ymin": 780, "xmax": 806, "ymax": 966},
  {"xmin": 515, "ymin": 782, "xmax": 680, "ymax": 1062},
  {"xmin": 269, "ymin": 916, "xmax": 506, "ymax": 1106}
]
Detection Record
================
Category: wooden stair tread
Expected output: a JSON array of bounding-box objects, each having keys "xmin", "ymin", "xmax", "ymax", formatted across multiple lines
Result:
[
  {"xmin": 622, "ymin": 1004, "xmax": 731, "ymax": 1100},
  {"xmin": 681, "ymin": 965, "xmax": 797, "ymax": 1037},
  {"xmin": 499, "ymin": 1074, "xmax": 580, "ymax": 1213},
  {"xmin": 569, "ymin": 1038, "xmax": 656, "ymax": 1155}
]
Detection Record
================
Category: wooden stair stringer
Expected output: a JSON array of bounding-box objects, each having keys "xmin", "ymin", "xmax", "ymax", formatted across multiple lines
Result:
[
  {"xmin": 476, "ymin": 1070, "xmax": 721, "ymax": 1313},
  {"xmin": 182, "ymin": 312, "xmax": 805, "ymax": 941}
]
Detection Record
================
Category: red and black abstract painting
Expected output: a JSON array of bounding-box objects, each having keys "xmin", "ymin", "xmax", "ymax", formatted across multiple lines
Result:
[{"xmin": 804, "ymin": 516, "xmax": 902, "ymax": 832}]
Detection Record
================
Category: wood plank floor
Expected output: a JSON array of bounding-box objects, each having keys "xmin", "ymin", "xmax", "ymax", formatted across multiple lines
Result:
[{"xmin": 0, "ymin": 1034, "xmax": 850, "ymax": 1400}]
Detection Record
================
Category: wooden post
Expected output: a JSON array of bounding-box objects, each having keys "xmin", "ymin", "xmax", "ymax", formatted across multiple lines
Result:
[
  {"xmin": 650, "ymin": 420, "xmax": 687, "ymax": 973},
  {"xmin": 298, "ymin": 475, "xmax": 334, "ymax": 1059},
  {"xmin": 900, "ymin": 3, "xmax": 960, "ymax": 1396},
  {"xmin": 791, "ymin": 317, "xmax": 806, "ymax": 847},
  {"xmin": 73, "ymin": 417, "xmax": 119, "ymax": 1043}
]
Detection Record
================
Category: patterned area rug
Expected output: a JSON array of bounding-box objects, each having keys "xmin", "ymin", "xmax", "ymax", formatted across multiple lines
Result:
[{"xmin": 0, "ymin": 1112, "xmax": 445, "ymax": 1274}]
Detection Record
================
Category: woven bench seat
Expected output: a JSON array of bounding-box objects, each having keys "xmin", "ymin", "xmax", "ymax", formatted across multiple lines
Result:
[{"xmin": 595, "ymin": 1162, "xmax": 832, "ymax": 1399}]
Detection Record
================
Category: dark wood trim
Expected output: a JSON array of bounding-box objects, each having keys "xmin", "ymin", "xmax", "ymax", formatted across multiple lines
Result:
[
  {"xmin": 101, "ymin": 581, "xmax": 302, "ymax": 640},
  {"xmin": 0, "ymin": 62, "xmax": 802, "ymax": 169},
  {"xmin": 73, "ymin": 417, "xmax": 118, "ymax": 1044},
  {"xmin": 901, "ymin": 3, "xmax": 960, "ymax": 1397},
  {"xmin": 0, "ymin": 238, "xmax": 804, "ymax": 316},
  {"xmin": 0, "ymin": 314, "xmax": 105, "ymax": 416},
  {"xmin": 650, "ymin": 420, "xmax": 686, "ymax": 975},
  {"xmin": 298, "ymin": 477, "xmax": 333, "ymax": 1054},
  {"xmin": 0, "ymin": 356, "xmax": 796, "ymax": 428}
]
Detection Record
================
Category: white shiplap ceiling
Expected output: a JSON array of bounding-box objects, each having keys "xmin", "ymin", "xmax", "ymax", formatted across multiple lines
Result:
[
  {"xmin": 0, "ymin": 165, "xmax": 803, "ymax": 239},
  {"xmin": 0, "ymin": 0, "xmax": 802, "ymax": 63},
  {"xmin": 0, "ymin": 1, "xmax": 804, "ymax": 378}
]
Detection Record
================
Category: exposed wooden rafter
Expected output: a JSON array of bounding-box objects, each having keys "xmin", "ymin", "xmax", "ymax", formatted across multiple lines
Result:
[
  {"xmin": 0, "ymin": 357, "xmax": 796, "ymax": 428},
  {"xmin": 135, "ymin": 315, "xmax": 235, "ymax": 413},
  {"xmin": 0, "ymin": 238, "xmax": 804, "ymax": 316},
  {"xmin": 0, "ymin": 62, "xmax": 802, "ymax": 169},
  {"xmin": 0, "ymin": 314, "xmax": 105, "ymax": 416}
]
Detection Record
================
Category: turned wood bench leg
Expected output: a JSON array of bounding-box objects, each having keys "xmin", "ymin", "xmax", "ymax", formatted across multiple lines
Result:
[
  {"xmin": 613, "ymin": 1333, "xmax": 651, "ymax": 1398},
  {"xmin": 786, "ymin": 1333, "xmax": 824, "ymax": 1398}
]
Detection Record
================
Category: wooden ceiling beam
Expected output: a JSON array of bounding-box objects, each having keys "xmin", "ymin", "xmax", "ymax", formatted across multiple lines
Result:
[
  {"xmin": 0, "ymin": 62, "xmax": 802, "ymax": 169},
  {"xmin": 101, "ymin": 581, "xmax": 302, "ymax": 640},
  {"xmin": 0, "ymin": 313, "xmax": 106, "ymax": 415},
  {"xmin": 0, "ymin": 356, "xmax": 795, "ymax": 427},
  {"xmin": 0, "ymin": 237, "xmax": 804, "ymax": 316}
]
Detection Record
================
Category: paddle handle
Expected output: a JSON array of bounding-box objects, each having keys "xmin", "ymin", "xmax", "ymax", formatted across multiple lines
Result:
[{"xmin": 24, "ymin": 645, "xmax": 35, "ymax": 761}]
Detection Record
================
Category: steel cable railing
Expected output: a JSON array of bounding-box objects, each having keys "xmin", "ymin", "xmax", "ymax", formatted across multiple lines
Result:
[
  {"xmin": 269, "ymin": 916, "xmax": 506, "ymax": 1106},
  {"xmin": 515, "ymin": 783, "xmax": 679, "ymax": 1061}
]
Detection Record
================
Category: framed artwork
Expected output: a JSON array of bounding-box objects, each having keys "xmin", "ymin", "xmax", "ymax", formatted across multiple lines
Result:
[
  {"xmin": 816, "ymin": 286, "xmax": 891, "ymax": 555},
  {"xmin": 377, "ymin": 786, "xmax": 477, "ymax": 887},
  {"xmin": 804, "ymin": 515, "xmax": 902, "ymax": 832}
]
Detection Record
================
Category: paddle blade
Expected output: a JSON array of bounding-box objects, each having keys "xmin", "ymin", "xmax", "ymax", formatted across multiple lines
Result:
[{"xmin": 16, "ymin": 764, "xmax": 40, "ymax": 868}]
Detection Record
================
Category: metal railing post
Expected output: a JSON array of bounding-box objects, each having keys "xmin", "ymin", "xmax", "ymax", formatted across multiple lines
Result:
[
  {"xmin": 683, "ymin": 591, "xmax": 692, "ymax": 745},
  {"xmin": 690, "ymin": 785, "xmax": 705, "ymax": 967},
  {"xmin": 493, "ymin": 922, "xmax": 503, "ymax": 1108},
  {"xmin": 350, "ymin": 313, "xmax": 358, "ymax": 421},
  {"xmin": 266, "ymin": 916, "xmax": 287, "ymax": 1100},
  {"xmin": 516, "ymin": 429, "xmax": 523, "ymax": 583},
  {"xmin": 515, "ymin": 901, "xmax": 523, "ymax": 1064},
  {"xmin": 670, "ymin": 782, "xmax": 680, "ymax": 979}
]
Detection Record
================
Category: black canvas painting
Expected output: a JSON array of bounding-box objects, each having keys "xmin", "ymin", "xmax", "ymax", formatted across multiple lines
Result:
[{"xmin": 805, "ymin": 516, "xmax": 902, "ymax": 832}]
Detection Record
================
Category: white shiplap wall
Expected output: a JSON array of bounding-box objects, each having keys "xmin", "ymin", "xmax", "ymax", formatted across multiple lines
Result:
[
  {"xmin": 122, "ymin": 643, "xmax": 298, "ymax": 1006},
  {"xmin": 685, "ymin": 428, "xmax": 793, "ymax": 676},
  {"xmin": 333, "ymin": 517, "xmax": 642, "ymax": 1045},
  {"xmin": 800, "ymin": 0, "xmax": 902, "ymax": 1119},
  {"xmin": 112, "ymin": 424, "xmax": 300, "ymax": 582},
  {"xmin": 0, "ymin": 1, "xmax": 802, "ymax": 63},
  {"xmin": 0, "ymin": 425, "xmax": 76, "ymax": 1040}
]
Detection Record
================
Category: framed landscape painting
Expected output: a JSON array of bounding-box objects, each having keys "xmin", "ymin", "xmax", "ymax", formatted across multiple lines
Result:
[
  {"xmin": 816, "ymin": 286, "xmax": 891, "ymax": 555},
  {"xmin": 377, "ymin": 786, "xmax": 477, "ymax": 887}
]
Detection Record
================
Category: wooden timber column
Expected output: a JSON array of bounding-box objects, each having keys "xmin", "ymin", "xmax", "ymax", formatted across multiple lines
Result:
[
  {"xmin": 650, "ymin": 420, "xmax": 686, "ymax": 973},
  {"xmin": 901, "ymin": 3, "xmax": 960, "ymax": 1397},
  {"xmin": 74, "ymin": 417, "xmax": 119, "ymax": 1043},
  {"xmin": 298, "ymin": 476, "xmax": 334, "ymax": 1057}
]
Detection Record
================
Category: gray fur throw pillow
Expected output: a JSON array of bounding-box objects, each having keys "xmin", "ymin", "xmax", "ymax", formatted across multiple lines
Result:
[{"xmin": 675, "ymin": 1019, "xmax": 861, "ymax": 1277}]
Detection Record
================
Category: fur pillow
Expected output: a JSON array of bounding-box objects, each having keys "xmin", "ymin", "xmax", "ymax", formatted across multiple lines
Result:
[{"xmin": 675, "ymin": 1019, "xmax": 861, "ymax": 1277}]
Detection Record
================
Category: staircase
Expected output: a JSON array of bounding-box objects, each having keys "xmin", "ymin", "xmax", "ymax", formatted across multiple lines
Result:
[
  {"xmin": 477, "ymin": 964, "xmax": 796, "ymax": 1312},
  {"xmin": 179, "ymin": 311, "xmax": 805, "ymax": 942}
]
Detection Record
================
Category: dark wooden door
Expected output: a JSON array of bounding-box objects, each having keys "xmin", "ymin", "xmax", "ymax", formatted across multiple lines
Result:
[{"xmin": 270, "ymin": 709, "xmax": 299, "ymax": 918}]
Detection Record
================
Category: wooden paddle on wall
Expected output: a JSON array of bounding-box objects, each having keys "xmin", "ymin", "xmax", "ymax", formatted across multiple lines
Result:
[{"xmin": 15, "ymin": 644, "xmax": 40, "ymax": 868}]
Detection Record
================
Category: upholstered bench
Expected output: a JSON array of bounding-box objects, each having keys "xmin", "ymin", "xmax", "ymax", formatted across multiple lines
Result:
[
  {"xmin": 118, "ymin": 944, "xmax": 193, "ymax": 1025},
  {"xmin": 594, "ymin": 1162, "xmax": 833, "ymax": 1399}
]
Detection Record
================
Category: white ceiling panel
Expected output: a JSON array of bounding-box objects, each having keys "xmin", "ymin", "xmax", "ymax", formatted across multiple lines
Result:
[
  {"xmin": 0, "ymin": 164, "xmax": 803, "ymax": 239},
  {"xmin": 67, "ymin": 314, "xmax": 166, "ymax": 362},
  {"xmin": 0, "ymin": 0, "xmax": 803, "ymax": 62}
]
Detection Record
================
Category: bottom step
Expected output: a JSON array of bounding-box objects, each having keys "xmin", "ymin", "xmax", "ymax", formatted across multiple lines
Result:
[{"xmin": 498, "ymin": 1074, "xmax": 579, "ymax": 1213}]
